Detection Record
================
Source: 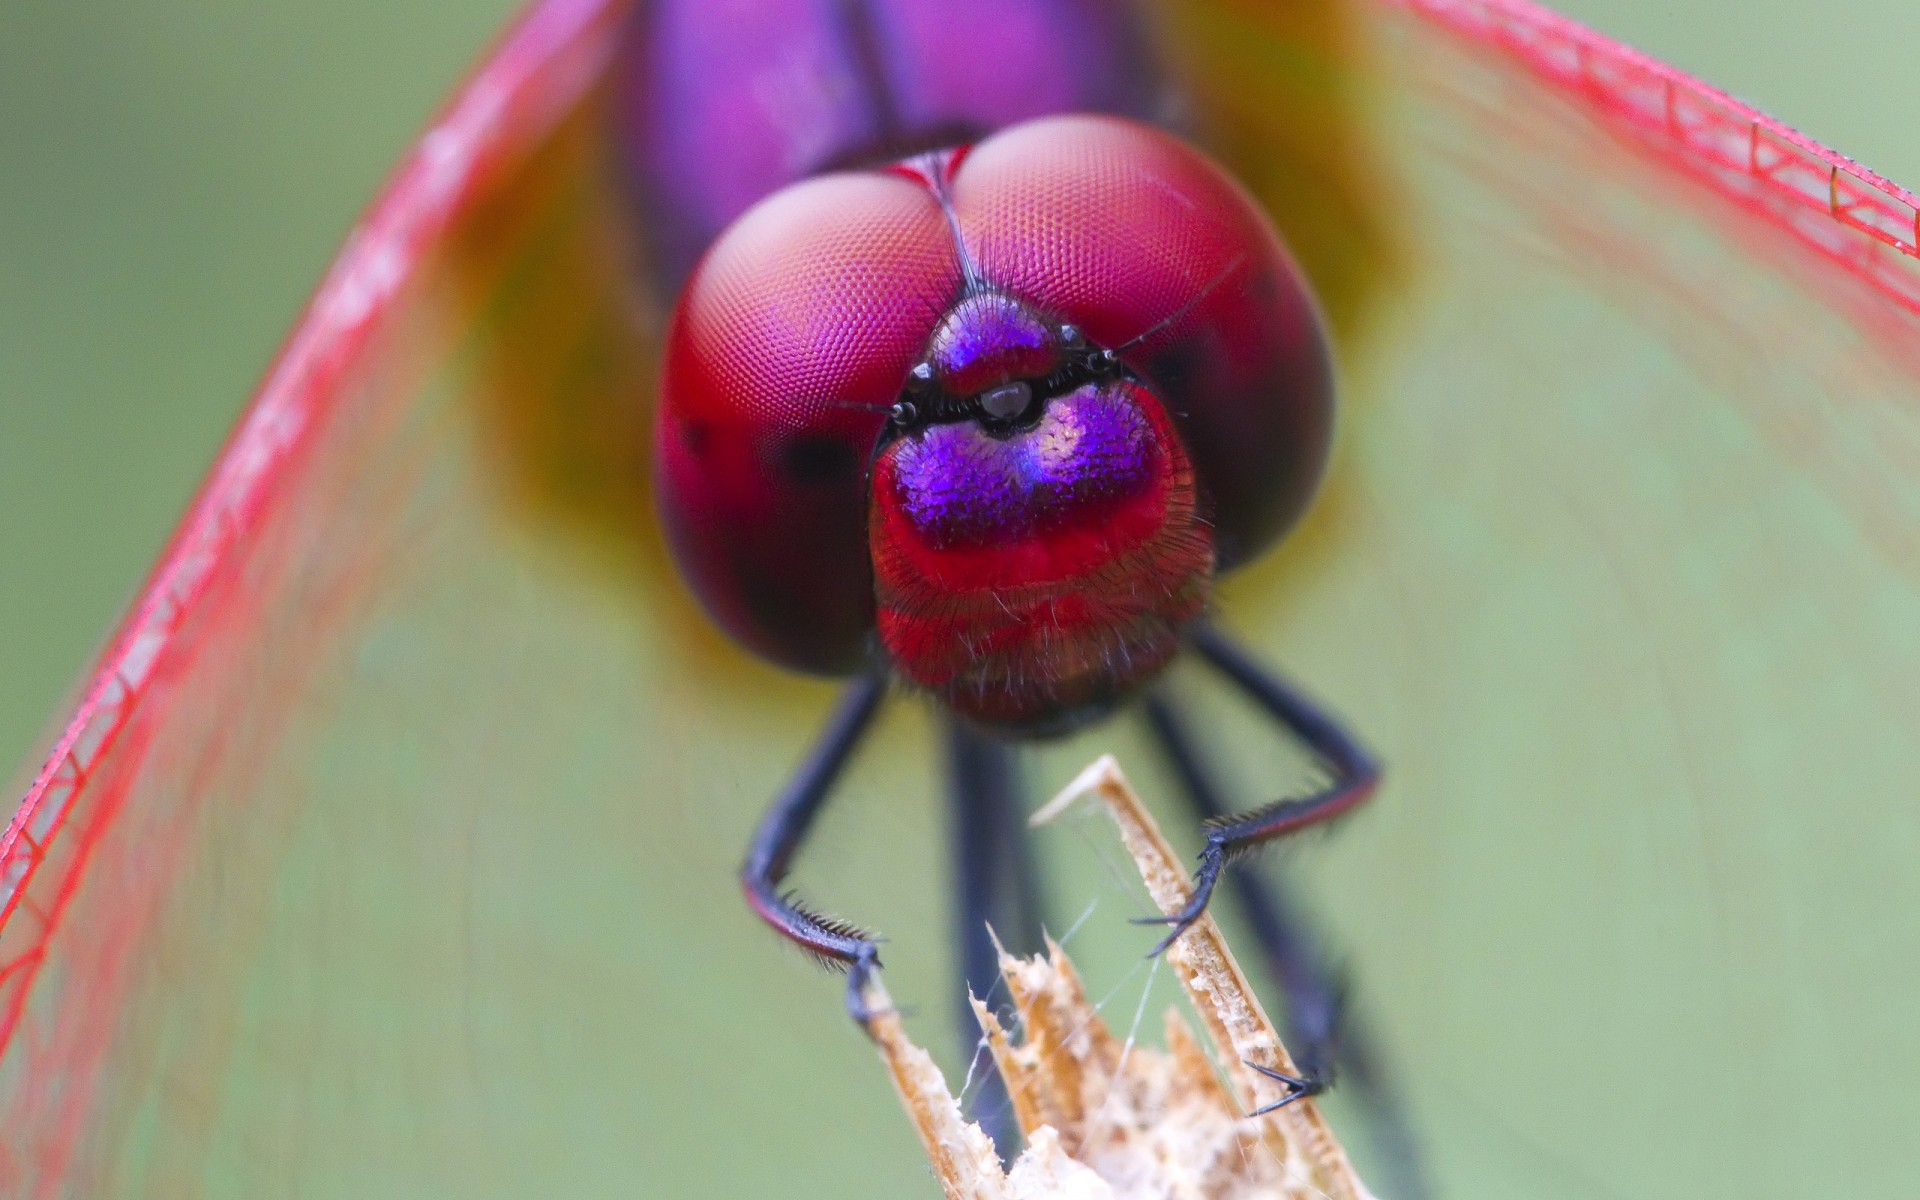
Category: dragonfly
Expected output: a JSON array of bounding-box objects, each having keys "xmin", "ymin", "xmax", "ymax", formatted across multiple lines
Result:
[
  {"xmin": 609, "ymin": 6, "xmax": 1423, "ymax": 1185},
  {"xmin": 627, "ymin": 0, "xmax": 1381, "ymax": 1121},
  {"xmin": 1, "ymin": 1, "xmax": 1916, "ymax": 1198}
]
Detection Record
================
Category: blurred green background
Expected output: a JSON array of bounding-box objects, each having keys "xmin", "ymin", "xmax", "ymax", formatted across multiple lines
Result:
[{"xmin": 1, "ymin": 0, "xmax": 1917, "ymax": 778}]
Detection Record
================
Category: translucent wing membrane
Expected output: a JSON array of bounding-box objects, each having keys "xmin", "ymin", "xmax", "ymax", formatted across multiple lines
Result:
[{"xmin": 4, "ymin": 0, "xmax": 1917, "ymax": 1196}]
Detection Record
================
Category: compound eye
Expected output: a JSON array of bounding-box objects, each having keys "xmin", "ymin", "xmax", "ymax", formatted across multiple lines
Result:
[{"xmin": 978, "ymin": 381, "xmax": 1034, "ymax": 424}]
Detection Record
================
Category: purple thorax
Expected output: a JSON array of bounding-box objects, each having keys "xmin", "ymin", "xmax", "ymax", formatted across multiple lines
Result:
[
  {"xmin": 616, "ymin": 0, "xmax": 1163, "ymax": 291},
  {"xmin": 889, "ymin": 383, "xmax": 1157, "ymax": 550}
]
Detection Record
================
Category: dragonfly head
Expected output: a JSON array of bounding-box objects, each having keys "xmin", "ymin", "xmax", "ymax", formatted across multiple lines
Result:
[{"xmin": 655, "ymin": 116, "xmax": 1331, "ymax": 728}]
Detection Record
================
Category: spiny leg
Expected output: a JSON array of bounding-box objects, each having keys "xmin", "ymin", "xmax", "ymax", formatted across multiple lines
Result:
[
  {"xmin": 1144, "ymin": 690, "xmax": 1431, "ymax": 1200},
  {"xmin": 1141, "ymin": 693, "xmax": 1346, "ymax": 1076},
  {"xmin": 741, "ymin": 671, "xmax": 891, "ymax": 1027},
  {"xmin": 1133, "ymin": 622, "xmax": 1380, "ymax": 957},
  {"xmin": 945, "ymin": 718, "xmax": 1046, "ymax": 1159}
]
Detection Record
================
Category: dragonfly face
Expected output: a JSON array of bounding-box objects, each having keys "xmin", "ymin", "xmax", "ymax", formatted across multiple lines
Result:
[{"xmin": 656, "ymin": 115, "xmax": 1333, "ymax": 729}]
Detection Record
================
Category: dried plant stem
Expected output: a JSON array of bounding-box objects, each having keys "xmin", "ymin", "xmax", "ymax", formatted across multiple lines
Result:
[{"xmin": 865, "ymin": 755, "xmax": 1377, "ymax": 1200}]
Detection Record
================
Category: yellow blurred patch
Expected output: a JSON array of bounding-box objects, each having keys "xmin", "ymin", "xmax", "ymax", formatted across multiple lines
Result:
[{"xmin": 444, "ymin": 85, "xmax": 795, "ymax": 697}]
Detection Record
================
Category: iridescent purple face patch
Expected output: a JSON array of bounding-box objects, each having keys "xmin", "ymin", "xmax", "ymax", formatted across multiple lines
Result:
[
  {"xmin": 887, "ymin": 382, "xmax": 1157, "ymax": 549},
  {"xmin": 925, "ymin": 291, "xmax": 1062, "ymax": 397}
]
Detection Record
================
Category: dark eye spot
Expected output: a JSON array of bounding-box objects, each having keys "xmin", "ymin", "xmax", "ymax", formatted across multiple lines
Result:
[
  {"xmin": 782, "ymin": 435, "xmax": 857, "ymax": 484},
  {"xmin": 681, "ymin": 419, "xmax": 712, "ymax": 454},
  {"xmin": 1145, "ymin": 341, "xmax": 1201, "ymax": 392}
]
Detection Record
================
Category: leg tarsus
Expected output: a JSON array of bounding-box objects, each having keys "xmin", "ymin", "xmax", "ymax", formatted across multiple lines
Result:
[
  {"xmin": 739, "ymin": 672, "xmax": 891, "ymax": 1033},
  {"xmin": 844, "ymin": 943, "xmax": 887, "ymax": 1029},
  {"xmin": 1245, "ymin": 1060, "xmax": 1328, "ymax": 1116},
  {"xmin": 1129, "ymin": 838, "xmax": 1227, "ymax": 957},
  {"xmin": 1129, "ymin": 624, "xmax": 1378, "ymax": 954}
]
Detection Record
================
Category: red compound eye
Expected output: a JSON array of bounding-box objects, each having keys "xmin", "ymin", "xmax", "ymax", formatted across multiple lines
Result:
[{"xmin": 655, "ymin": 171, "xmax": 962, "ymax": 673}]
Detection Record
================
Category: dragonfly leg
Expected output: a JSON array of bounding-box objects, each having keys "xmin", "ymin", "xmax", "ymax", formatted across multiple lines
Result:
[
  {"xmin": 945, "ymin": 718, "xmax": 1046, "ymax": 1159},
  {"xmin": 1132, "ymin": 623, "xmax": 1380, "ymax": 957},
  {"xmin": 1245, "ymin": 1060, "xmax": 1328, "ymax": 1116},
  {"xmin": 1140, "ymin": 692, "xmax": 1347, "ymax": 1078},
  {"xmin": 1143, "ymin": 690, "xmax": 1431, "ymax": 1199},
  {"xmin": 740, "ymin": 671, "xmax": 891, "ymax": 1029}
]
